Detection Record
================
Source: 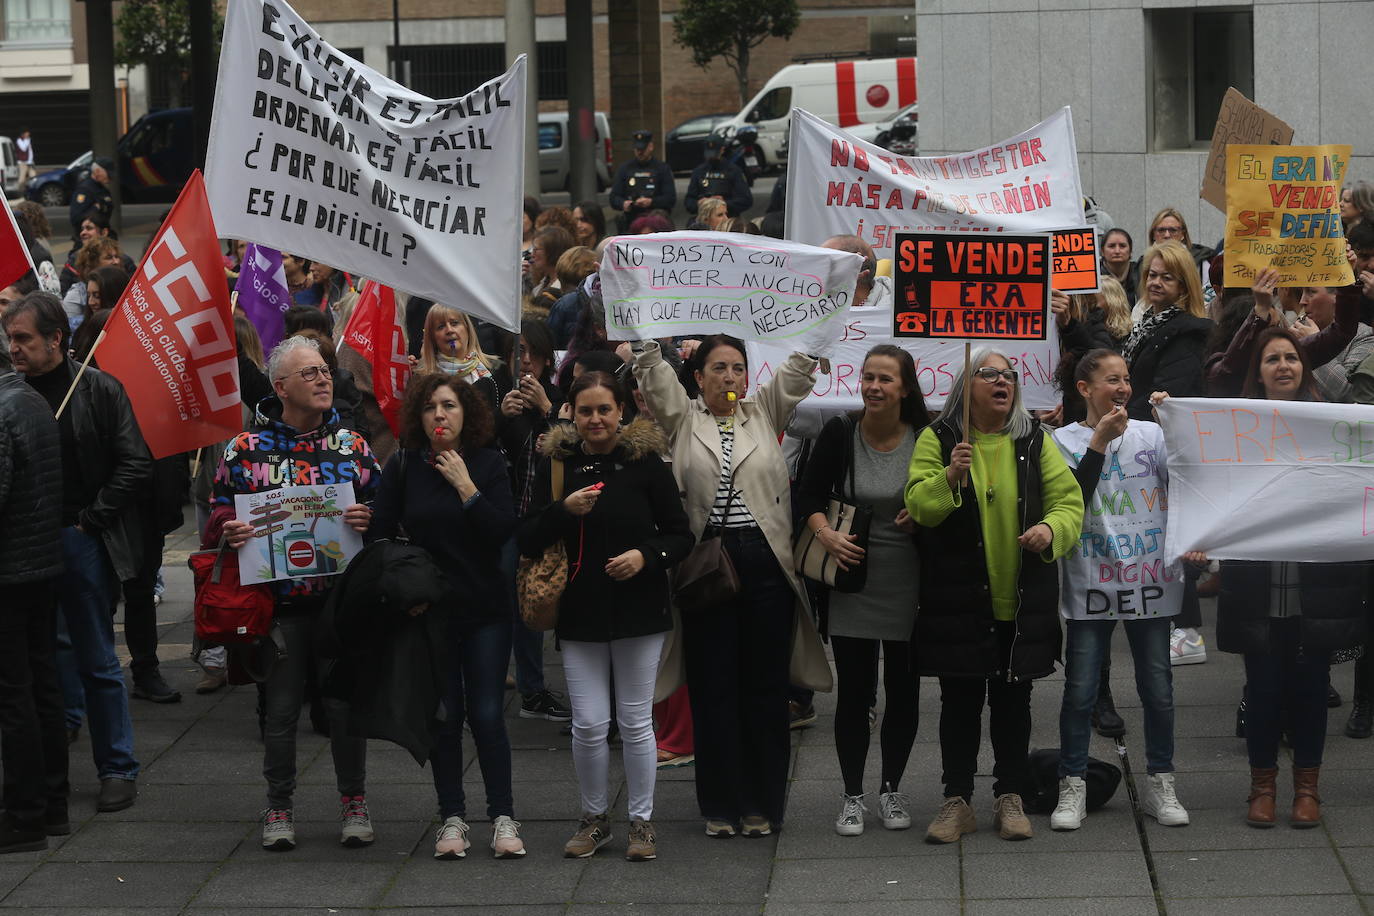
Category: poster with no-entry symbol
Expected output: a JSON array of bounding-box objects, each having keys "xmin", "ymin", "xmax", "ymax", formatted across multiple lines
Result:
[{"xmin": 234, "ymin": 483, "xmax": 362, "ymax": 583}]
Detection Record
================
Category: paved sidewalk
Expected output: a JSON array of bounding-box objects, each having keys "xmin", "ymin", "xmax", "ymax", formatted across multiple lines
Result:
[{"xmin": 9, "ymin": 522, "xmax": 1374, "ymax": 914}]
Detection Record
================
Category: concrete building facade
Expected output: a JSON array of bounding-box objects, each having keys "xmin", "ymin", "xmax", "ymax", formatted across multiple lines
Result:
[{"xmin": 916, "ymin": 0, "xmax": 1374, "ymax": 249}]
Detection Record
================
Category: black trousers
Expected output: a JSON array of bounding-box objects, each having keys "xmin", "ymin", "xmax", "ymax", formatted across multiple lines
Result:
[
  {"xmin": 682, "ymin": 528, "xmax": 795, "ymax": 825},
  {"xmin": 0, "ymin": 580, "xmax": 69, "ymax": 826},
  {"xmin": 832, "ymin": 635, "xmax": 919, "ymax": 796},
  {"xmin": 938, "ymin": 620, "xmax": 1032, "ymax": 801},
  {"xmin": 120, "ymin": 523, "xmax": 165, "ymax": 678}
]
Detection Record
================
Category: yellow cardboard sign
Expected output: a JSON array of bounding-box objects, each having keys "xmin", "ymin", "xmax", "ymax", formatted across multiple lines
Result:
[{"xmin": 1224, "ymin": 143, "xmax": 1354, "ymax": 288}]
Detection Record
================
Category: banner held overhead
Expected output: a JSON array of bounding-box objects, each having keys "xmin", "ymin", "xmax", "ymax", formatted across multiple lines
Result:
[{"xmin": 204, "ymin": 0, "xmax": 525, "ymax": 331}]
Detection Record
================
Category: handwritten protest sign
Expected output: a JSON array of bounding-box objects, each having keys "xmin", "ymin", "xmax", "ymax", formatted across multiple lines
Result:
[
  {"xmin": 892, "ymin": 231, "xmax": 1050, "ymax": 340},
  {"xmin": 745, "ymin": 295, "xmax": 1062, "ymax": 414},
  {"xmin": 1051, "ymin": 227, "xmax": 1100, "ymax": 294},
  {"xmin": 1224, "ymin": 144, "xmax": 1353, "ymax": 288},
  {"xmin": 785, "ymin": 107, "xmax": 1084, "ymax": 257},
  {"xmin": 1156, "ymin": 397, "xmax": 1374, "ymax": 563},
  {"xmin": 599, "ymin": 232, "xmax": 861, "ymax": 358},
  {"xmin": 234, "ymin": 483, "xmax": 363, "ymax": 583},
  {"xmin": 1200, "ymin": 88, "xmax": 1294, "ymax": 213},
  {"xmin": 205, "ymin": 0, "xmax": 525, "ymax": 331},
  {"xmin": 1053, "ymin": 421, "xmax": 1182, "ymax": 619}
]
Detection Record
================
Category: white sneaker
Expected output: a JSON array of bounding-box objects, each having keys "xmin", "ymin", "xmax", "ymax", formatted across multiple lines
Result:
[
  {"xmin": 261, "ymin": 807, "xmax": 295, "ymax": 851},
  {"xmin": 434, "ymin": 815, "xmax": 470, "ymax": 859},
  {"xmin": 1143, "ymin": 773, "xmax": 1190, "ymax": 826},
  {"xmin": 491, "ymin": 814, "xmax": 527, "ymax": 858},
  {"xmin": 1050, "ymin": 776, "xmax": 1087, "ymax": 831},
  {"xmin": 878, "ymin": 789, "xmax": 912, "ymax": 830},
  {"xmin": 835, "ymin": 793, "xmax": 867, "ymax": 836},
  {"xmin": 1170, "ymin": 628, "xmax": 1207, "ymax": 666},
  {"xmin": 339, "ymin": 795, "xmax": 375, "ymax": 847}
]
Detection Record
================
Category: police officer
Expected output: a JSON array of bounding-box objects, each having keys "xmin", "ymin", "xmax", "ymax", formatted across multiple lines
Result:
[
  {"xmin": 69, "ymin": 158, "xmax": 115, "ymax": 239},
  {"xmin": 609, "ymin": 129, "xmax": 677, "ymax": 233},
  {"xmin": 685, "ymin": 136, "xmax": 752, "ymax": 223}
]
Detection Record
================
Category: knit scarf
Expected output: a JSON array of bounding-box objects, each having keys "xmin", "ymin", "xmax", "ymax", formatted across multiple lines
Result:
[
  {"xmin": 436, "ymin": 352, "xmax": 492, "ymax": 383},
  {"xmin": 1121, "ymin": 306, "xmax": 1182, "ymax": 365}
]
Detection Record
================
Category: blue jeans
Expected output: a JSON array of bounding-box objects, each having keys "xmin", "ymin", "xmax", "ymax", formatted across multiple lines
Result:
[
  {"xmin": 1059, "ymin": 616, "xmax": 1174, "ymax": 777},
  {"xmin": 432, "ymin": 616, "xmax": 515, "ymax": 820},
  {"xmin": 55, "ymin": 527, "xmax": 138, "ymax": 780}
]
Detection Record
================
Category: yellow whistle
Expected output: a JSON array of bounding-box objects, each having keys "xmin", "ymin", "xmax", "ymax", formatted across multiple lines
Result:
[{"xmin": 726, "ymin": 391, "xmax": 737, "ymax": 402}]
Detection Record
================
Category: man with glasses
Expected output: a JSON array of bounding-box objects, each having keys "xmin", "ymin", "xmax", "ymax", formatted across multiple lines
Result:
[
  {"xmin": 213, "ymin": 335, "xmax": 381, "ymax": 853},
  {"xmin": 1, "ymin": 292, "xmax": 148, "ymax": 816}
]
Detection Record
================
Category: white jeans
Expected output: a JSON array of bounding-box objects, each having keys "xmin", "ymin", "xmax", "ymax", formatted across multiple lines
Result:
[{"xmin": 561, "ymin": 633, "xmax": 665, "ymax": 821}]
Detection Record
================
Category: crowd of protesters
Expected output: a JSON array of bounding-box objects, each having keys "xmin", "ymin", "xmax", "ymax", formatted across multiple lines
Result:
[{"xmin": 3, "ymin": 136, "xmax": 1374, "ymax": 866}]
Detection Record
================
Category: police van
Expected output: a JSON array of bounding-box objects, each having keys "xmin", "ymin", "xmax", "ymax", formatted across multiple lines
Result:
[
  {"xmin": 715, "ymin": 56, "xmax": 917, "ymax": 169},
  {"xmin": 538, "ymin": 110, "xmax": 612, "ymax": 193}
]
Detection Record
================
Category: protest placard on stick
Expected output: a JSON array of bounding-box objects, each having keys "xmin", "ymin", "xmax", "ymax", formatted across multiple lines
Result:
[
  {"xmin": 599, "ymin": 232, "xmax": 861, "ymax": 358},
  {"xmin": 1200, "ymin": 88, "xmax": 1294, "ymax": 213},
  {"xmin": 204, "ymin": 0, "xmax": 525, "ymax": 331},
  {"xmin": 1051, "ymin": 227, "xmax": 1099, "ymax": 294},
  {"xmin": 1223, "ymin": 143, "xmax": 1353, "ymax": 288},
  {"xmin": 893, "ymin": 232, "xmax": 1051, "ymax": 340}
]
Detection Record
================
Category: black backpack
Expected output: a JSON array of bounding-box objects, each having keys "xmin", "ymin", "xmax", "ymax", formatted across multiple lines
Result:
[{"xmin": 1022, "ymin": 748, "xmax": 1123, "ymax": 814}]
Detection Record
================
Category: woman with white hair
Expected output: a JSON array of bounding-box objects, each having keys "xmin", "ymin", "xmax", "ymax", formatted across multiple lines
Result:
[{"xmin": 904, "ymin": 348, "xmax": 1083, "ymax": 844}]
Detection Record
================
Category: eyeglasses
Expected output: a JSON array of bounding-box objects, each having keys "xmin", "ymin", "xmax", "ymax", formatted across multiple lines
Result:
[
  {"xmin": 278, "ymin": 364, "xmax": 332, "ymax": 382},
  {"xmin": 1154, "ymin": 226, "xmax": 1183, "ymax": 236},
  {"xmin": 974, "ymin": 367, "xmax": 1017, "ymax": 383}
]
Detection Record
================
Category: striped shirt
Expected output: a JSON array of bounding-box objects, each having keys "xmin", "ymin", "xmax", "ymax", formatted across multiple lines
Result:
[{"xmin": 709, "ymin": 418, "xmax": 758, "ymax": 529}]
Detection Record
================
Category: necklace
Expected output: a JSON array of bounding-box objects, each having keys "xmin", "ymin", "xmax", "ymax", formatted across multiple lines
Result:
[{"xmin": 974, "ymin": 432, "xmax": 1008, "ymax": 503}]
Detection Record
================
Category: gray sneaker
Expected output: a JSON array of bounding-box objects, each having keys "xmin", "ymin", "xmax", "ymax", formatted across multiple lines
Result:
[
  {"xmin": 835, "ymin": 793, "xmax": 867, "ymax": 836},
  {"xmin": 564, "ymin": 812, "xmax": 612, "ymax": 858},
  {"xmin": 339, "ymin": 795, "xmax": 374, "ymax": 847},
  {"xmin": 261, "ymin": 807, "xmax": 295, "ymax": 851}
]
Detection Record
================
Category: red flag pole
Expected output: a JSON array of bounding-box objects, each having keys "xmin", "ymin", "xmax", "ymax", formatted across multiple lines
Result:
[{"xmin": 54, "ymin": 330, "xmax": 107, "ymax": 419}]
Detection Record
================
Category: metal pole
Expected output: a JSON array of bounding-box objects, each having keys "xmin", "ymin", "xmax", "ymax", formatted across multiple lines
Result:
[
  {"xmin": 565, "ymin": 0, "xmax": 595, "ymax": 205},
  {"xmin": 505, "ymin": 0, "xmax": 539, "ymax": 197},
  {"xmin": 391, "ymin": 0, "xmax": 401, "ymax": 81},
  {"xmin": 189, "ymin": 0, "xmax": 215, "ymax": 171},
  {"xmin": 85, "ymin": 0, "xmax": 120, "ymax": 231}
]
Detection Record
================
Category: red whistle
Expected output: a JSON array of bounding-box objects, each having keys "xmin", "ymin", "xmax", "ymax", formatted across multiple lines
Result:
[{"xmin": 591, "ymin": 482, "xmax": 605, "ymax": 491}]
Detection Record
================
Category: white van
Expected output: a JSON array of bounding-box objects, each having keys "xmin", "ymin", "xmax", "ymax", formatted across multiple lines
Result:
[
  {"xmin": 538, "ymin": 111, "xmax": 612, "ymax": 193},
  {"xmin": 716, "ymin": 57, "xmax": 917, "ymax": 168}
]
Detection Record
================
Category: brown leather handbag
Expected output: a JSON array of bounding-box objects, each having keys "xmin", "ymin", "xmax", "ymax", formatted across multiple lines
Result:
[
  {"xmin": 672, "ymin": 474, "xmax": 741, "ymax": 613},
  {"xmin": 516, "ymin": 459, "xmax": 568, "ymax": 632}
]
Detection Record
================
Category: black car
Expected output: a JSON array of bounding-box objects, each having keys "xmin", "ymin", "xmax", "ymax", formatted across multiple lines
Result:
[
  {"xmin": 25, "ymin": 108, "xmax": 194, "ymax": 207},
  {"xmin": 664, "ymin": 113, "xmax": 734, "ymax": 174}
]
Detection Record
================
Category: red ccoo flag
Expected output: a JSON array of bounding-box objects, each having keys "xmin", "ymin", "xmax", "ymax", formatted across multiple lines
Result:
[
  {"xmin": 98, "ymin": 170, "xmax": 241, "ymax": 458},
  {"xmin": 340, "ymin": 279, "xmax": 410, "ymax": 436},
  {"xmin": 0, "ymin": 203, "xmax": 37, "ymax": 291}
]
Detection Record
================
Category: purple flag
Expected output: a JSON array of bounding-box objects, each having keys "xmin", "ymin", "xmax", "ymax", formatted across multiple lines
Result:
[{"xmin": 235, "ymin": 243, "xmax": 290, "ymax": 352}]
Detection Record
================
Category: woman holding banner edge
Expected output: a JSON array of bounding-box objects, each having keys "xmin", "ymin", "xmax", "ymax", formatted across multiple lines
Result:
[
  {"xmin": 905, "ymin": 348, "xmax": 1083, "ymax": 842},
  {"xmin": 1171, "ymin": 326, "xmax": 1366, "ymax": 829}
]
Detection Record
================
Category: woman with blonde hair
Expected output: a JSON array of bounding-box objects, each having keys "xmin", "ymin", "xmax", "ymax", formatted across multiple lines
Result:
[
  {"xmin": 1134, "ymin": 208, "xmax": 1214, "ymax": 287},
  {"xmin": 1120, "ymin": 241, "xmax": 1212, "ymax": 420},
  {"xmin": 419, "ymin": 303, "xmax": 512, "ymax": 428},
  {"xmin": 696, "ymin": 198, "xmax": 728, "ymax": 230}
]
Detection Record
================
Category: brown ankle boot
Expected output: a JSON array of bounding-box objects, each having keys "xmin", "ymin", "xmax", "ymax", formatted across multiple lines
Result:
[
  {"xmin": 1292, "ymin": 766, "xmax": 1322, "ymax": 828},
  {"xmin": 1246, "ymin": 767, "xmax": 1278, "ymax": 828}
]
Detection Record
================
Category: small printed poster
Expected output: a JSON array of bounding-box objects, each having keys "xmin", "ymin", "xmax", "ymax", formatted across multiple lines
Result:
[{"xmin": 234, "ymin": 483, "xmax": 363, "ymax": 583}]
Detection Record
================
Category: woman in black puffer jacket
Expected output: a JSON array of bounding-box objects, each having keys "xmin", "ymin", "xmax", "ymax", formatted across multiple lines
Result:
[{"xmin": 519, "ymin": 370, "xmax": 693, "ymax": 861}]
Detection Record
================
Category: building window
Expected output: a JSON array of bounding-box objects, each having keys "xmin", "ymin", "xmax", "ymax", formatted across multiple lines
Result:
[
  {"xmin": 3, "ymin": 0, "xmax": 71, "ymax": 42},
  {"xmin": 1148, "ymin": 8, "xmax": 1253, "ymax": 151},
  {"xmin": 869, "ymin": 14, "xmax": 915, "ymax": 58},
  {"xmin": 389, "ymin": 42, "xmax": 567, "ymax": 100}
]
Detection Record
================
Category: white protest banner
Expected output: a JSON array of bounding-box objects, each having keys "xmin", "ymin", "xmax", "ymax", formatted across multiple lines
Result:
[
  {"xmin": 599, "ymin": 231, "xmax": 861, "ymax": 358},
  {"xmin": 1157, "ymin": 397, "xmax": 1374, "ymax": 563},
  {"xmin": 205, "ymin": 0, "xmax": 524, "ymax": 331},
  {"xmin": 234, "ymin": 482, "xmax": 363, "ymax": 583},
  {"xmin": 745, "ymin": 295, "xmax": 1061, "ymax": 414},
  {"xmin": 785, "ymin": 108, "xmax": 1085, "ymax": 257}
]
